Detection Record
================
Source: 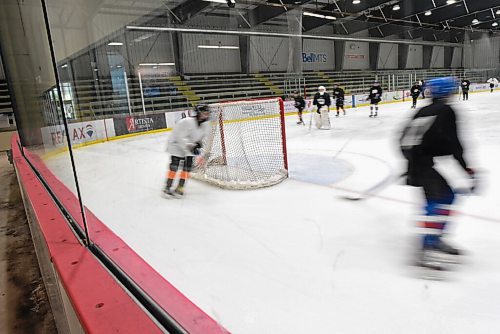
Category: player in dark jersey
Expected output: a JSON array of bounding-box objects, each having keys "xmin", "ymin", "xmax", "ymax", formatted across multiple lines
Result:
[
  {"xmin": 293, "ymin": 91, "xmax": 306, "ymax": 125},
  {"xmin": 410, "ymin": 82, "xmax": 421, "ymax": 109},
  {"xmin": 312, "ymin": 86, "xmax": 332, "ymax": 129},
  {"xmin": 400, "ymin": 77, "xmax": 476, "ymax": 270},
  {"xmin": 333, "ymin": 84, "xmax": 345, "ymax": 116},
  {"xmin": 313, "ymin": 86, "xmax": 331, "ymax": 112},
  {"xmin": 460, "ymin": 78, "xmax": 471, "ymax": 101},
  {"xmin": 368, "ymin": 82, "xmax": 383, "ymax": 117}
]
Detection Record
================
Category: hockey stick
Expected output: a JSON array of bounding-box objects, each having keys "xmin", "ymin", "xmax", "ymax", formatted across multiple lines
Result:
[
  {"xmin": 340, "ymin": 172, "xmax": 404, "ymax": 201},
  {"xmin": 333, "ymin": 137, "xmax": 353, "ymax": 159},
  {"xmin": 342, "ymin": 169, "xmax": 480, "ymax": 201},
  {"xmin": 308, "ymin": 109, "xmax": 313, "ymax": 131}
]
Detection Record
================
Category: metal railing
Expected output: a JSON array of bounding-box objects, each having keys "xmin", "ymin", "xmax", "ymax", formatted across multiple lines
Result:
[{"xmin": 63, "ymin": 68, "xmax": 500, "ymax": 120}]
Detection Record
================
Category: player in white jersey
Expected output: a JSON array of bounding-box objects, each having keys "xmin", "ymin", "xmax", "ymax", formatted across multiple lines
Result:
[
  {"xmin": 487, "ymin": 78, "xmax": 498, "ymax": 93},
  {"xmin": 164, "ymin": 105, "xmax": 211, "ymax": 197}
]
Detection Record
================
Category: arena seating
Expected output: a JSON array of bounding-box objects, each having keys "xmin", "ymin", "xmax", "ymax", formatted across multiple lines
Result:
[{"xmin": 68, "ymin": 68, "xmax": 489, "ymax": 120}]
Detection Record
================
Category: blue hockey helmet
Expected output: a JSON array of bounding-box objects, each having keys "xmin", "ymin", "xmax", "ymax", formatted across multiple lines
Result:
[{"xmin": 427, "ymin": 77, "xmax": 457, "ymax": 98}]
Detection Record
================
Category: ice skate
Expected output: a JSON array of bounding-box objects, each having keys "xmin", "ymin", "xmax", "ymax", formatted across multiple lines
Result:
[
  {"xmin": 412, "ymin": 248, "xmax": 450, "ymax": 280},
  {"xmin": 163, "ymin": 187, "xmax": 175, "ymax": 198},
  {"xmin": 415, "ymin": 249, "xmax": 445, "ymax": 271},
  {"xmin": 174, "ymin": 186, "xmax": 184, "ymax": 197},
  {"xmin": 436, "ymin": 239, "xmax": 463, "ymax": 257},
  {"xmin": 412, "ymin": 239, "xmax": 463, "ymax": 278},
  {"xmin": 297, "ymin": 120, "xmax": 304, "ymax": 125}
]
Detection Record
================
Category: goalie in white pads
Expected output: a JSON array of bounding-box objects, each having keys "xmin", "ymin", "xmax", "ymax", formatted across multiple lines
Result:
[
  {"xmin": 164, "ymin": 105, "xmax": 211, "ymax": 197},
  {"xmin": 312, "ymin": 86, "xmax": 332, "ymax": 129}
]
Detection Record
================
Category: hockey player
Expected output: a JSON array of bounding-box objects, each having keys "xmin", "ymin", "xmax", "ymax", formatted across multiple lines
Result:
[
  {"xmin": 460, "ymin": 78, "xmax": 471, "ymax": 101},
  {"xmin": 410, "ymin": 82, "xmax": 421, "ymax": 109},
  {"xmin": 419, "ymin": 80, "xmax": 426, "ymax": 99},
  {"xmin": 293, "ymin": 91, "xmax": 306, "ymax": 125},
  {"xmin": 332, "ymin": 84, "xmax": 346, "ymax": 116},
  {"xmin": 399, "ymin": 77, "xmax": 476, "ymax": 271},
  {"xmin": 312, "ymin": 86, "xmax": 332, "ymax": 129},
  {"xmin": 487, "ymin": 77, "xmax": 498, "ymax": 93},
  {"xmin": 368, "ymin": 81, "xmax": 383, "ymax": 117},
  {"xmin": 164, "ymin": 104, "xmax": 211, "ymax": 197}
]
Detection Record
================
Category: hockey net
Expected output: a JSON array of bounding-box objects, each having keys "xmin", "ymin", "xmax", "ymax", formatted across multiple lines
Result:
[{"xmin": 194, "ymin": 97, "xmax": 288, "ymax": 190}]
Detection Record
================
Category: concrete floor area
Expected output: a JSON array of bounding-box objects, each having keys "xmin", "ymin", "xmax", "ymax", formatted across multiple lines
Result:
[{"xmin": 0, "ymin": 151, "xmax": 56, "ymax": 333}]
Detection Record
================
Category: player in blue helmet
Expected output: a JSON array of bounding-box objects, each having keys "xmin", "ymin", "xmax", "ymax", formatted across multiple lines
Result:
[
  {"xmin": 427, "ymin": 76, "xmax": 458, "ymax": 98},
  {"xmin": 400, "ymin": 77, "xmax": 477, "ymax": 271}
]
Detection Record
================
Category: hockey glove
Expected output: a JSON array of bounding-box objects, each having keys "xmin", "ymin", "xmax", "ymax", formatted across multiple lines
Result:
[
  {"xmin": 191, "ymin": 142, "xmax": 202, "ymax": 155},
  {"xmin": 185, "ymin": 142, "xmax": 201, "ymax": 155}
]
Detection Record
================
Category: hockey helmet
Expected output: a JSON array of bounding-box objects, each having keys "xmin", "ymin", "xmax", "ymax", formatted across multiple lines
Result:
[
  {"xmin": 195, "ymin": 104, "xmax": 210, "ymax": 115},
  {"xmin": 427, "ymin": 77, "xmax": 457, "ymax": 98},
  {"xmin": 195, "ymin": 104, "xmax": 210, "ymax": 122},
  {"xmin": 318, "ymin": 85, "xmax": 326, "ymax": 92}
]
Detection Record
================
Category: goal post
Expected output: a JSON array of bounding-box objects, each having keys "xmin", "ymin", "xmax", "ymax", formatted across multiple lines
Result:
[{"xmin": 194, "ymin": 97, "xmax": 288, "ymax": 190}]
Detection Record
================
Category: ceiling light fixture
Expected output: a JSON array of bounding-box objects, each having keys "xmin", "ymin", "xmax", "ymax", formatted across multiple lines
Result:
[
  {"xmin": 472, "ymin": 18, "xmax": 479, "ymax": 25},
  {"xmin": 303, "ymin": 12, "xmax": 324, "ymax": 18},
  {"xmin": 352, "ymin": 0, "xmax": 361, "ymax": 4},
  {"xmin": 107, "ymin": 42, "xmax": 123, "ymax": 46},
  {"xmin": 493, "ymin": 22, "xmax": 498, "ymax": 27},
  {"xmin": 497, "ymin": 9, "xmax": 500, "ymax": 15},
  {"xmin": 424, "ymin": 10, "xmax": 432, "ymax": 16},
  {"xmin": 61, "ymin": 64, "xmax": 68, "ymax": 68},
  {"xmin": 132, "ymin": 33, "xmax": 155, "ymax": 43},
  {"xmin": 303, "ymin": 11, "xmax": 337, "ymax": 20},
  {"xmin": 139, "ymin": 63, "xmax": 175, "ymax": 66},
  {"xmin": 197, "ymin": 45, "xmax": 240, "ymax": 49},
  {"xmin": 203, "ymin": 0, "xmax": 235, "ymax": 5},
  {"xmin": 446, "ymin": 0, "xmax": 456, "ymax": 4},
  {"xmin": 392, "ymin": 4, "xmax": 400, "ymax": 11}
]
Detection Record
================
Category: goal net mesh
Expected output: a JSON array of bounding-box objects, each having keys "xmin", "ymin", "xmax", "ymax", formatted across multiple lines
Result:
[{"xmin": 194, "ymin": 98, "xmax": 288, "ymax": 190}]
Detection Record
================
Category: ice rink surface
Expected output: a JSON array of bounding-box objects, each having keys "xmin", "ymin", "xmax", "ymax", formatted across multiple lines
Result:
[{"xmin": 48, "ymin": 91, "xmax": 500, "ymax": 333}]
